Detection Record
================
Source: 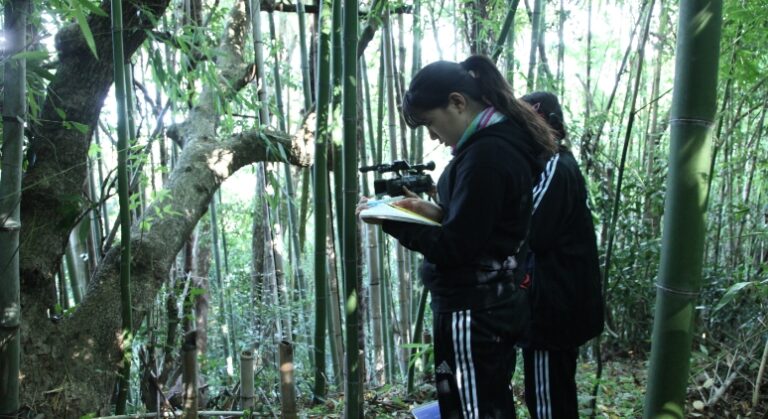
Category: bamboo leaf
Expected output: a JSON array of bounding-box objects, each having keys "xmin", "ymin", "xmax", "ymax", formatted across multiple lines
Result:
[
  {"xmin": 70, "ymin": 3, "xmax": 99, "ymax": 59},
  {"xmin": 88, "ymin": 142, "xmax": 102, "ymax": 158},
  {"xmin": 55, "ymin": 107, "xmax": 67, "ymax": 120},
  {"xmin": 70, "ymin": 122, "xmax": 90, "ymax": 134},
  {"xmin": 29, "ymin": 63, "xmax": 56, "ymax": 81},
  {"xmin": 78, "ymin": 216, "xmax": 91, "ymax": 242},
  {"xmin": 149, "ymin": 48, "xmax": 167, "ymax": 87},
  {"xmin": 11, "ymin": 50, "xmax": 50, "ymax": 62},
  {"xmin": 713, "ymin": 281, "xmax": 753, "ymax": 313},
  {"xmin": 74, "ymin": 0, "xmax": 107, "ymax": 17}
]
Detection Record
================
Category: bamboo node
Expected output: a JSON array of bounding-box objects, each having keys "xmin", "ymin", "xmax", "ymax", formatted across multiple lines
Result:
[
  {"xmin": 655, "ymin": 282, "xmax": 700, "ymax": 298},
  {"xmin": 668, "ymin": 117, "xmax": 714, "ymax": 128}
]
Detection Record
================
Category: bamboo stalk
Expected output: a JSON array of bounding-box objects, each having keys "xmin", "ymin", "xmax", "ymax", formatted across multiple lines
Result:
[
  {"xmin": 296, "ymin": 0, "xmax": 312, "ymax": 110},
  {"xmin": 406, "ymin": 287, "xmax": 429, "ymax": 393},
  {"xmin": 375, "ymin": 48, "xmax": 385, "ymax": 165},
  {"xmin": 251, "ymin": 167, "xmax": 268, "ymax": 340},
  {"xmin": 269, "ymin": 195, "xmax": 293, "ymax": 341},
  {"xmin": 409, "ymin": 0, "xmax": 423, "ymax": 162},
  {"xmin": 209, "ymin": 198, "xmax": 235, "ymax": 374},
  {"xmin": 270, "ymin": 10, "xmax": 307, "ymax": 339},
  {"xmin": 57, "ymin": 265, "xmax": 69, "ymax": 310},
  {"xmin": 0, "ymin": 0, "xmax": 27, "ymax": 413},
  {"xmin": 643, "ymin": 0, "xmax": 723, "ymax": 414},
  {"xmin": 526, "ymin": 0, "xmax": 542, "ymax": 90},
  {"xmin": 383, "ymin": 12, "xmax": 399, "ymax": 161},
  {"xmin": 342, "ymin": 1, "xmax": 360, "ymax": 415},
  {"xmin": 182, "ymin": 331, "xmax": 198, "ymax": 419},
  {"xmin": 585, "ymin": 1, "xmax": 648, "ymax": 175},
  {"xmin": 556, "ymin": 0, "xmax": 565, "ymax": 96},
  {"xmin": 491, "ymin": 0, "xmax": 520, "ymax": 63},
  {"xmin": 367, "ymin": 225, "xmax": 385, "ymax": 385},
  {"xmin": 754, "ymin": 335, "xmax": 768, "ymax": 408},
  {"xmin": 64, "ymin": 233, "xmax": 85, "ymax": 304},
  {"xmin": 279, "ymin": 341, "xmax": 298, "ymax": 418},
  {"xmin": 87, "ymin": 157, "xmax": 103, "ymax": 272},
  {"xmin": 326, "ymin": 210, "xmax": 345, "ymax": 382},
  {"xmin": 581, "ymin": 0, "xmax": 593, "ymax": 168},
  {"xmin": 251, "ymin": 0, "xmax": 270, "ymax": 126},
  {"xmin": 312, "ymin": 0, "xmax": 332, "ymax": 401},
  {"xmin": 378, "ymin": 230, "xmax": 395, "ymax": 383},
  {"xmin": 295, "ymin": 0, "xmax": 313, "ymax": 254},
  {"xmin": 396, "ymin": 245, "xmax": 410, "ymax": 376},
  {"xmin": 589, "ymin": 16, "xmax": 654, "ymax": 400},
  {"xmin": 111, "ymin": 0, "xmax": 134, "ymax": 411},
  {"xmin": 240, "ymin": 350, "xmax": 255, "ymax": 410}
]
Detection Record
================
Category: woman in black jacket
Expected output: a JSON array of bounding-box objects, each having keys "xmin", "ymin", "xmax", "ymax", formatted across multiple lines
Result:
[
  {"xmin": 521, "ymin": 92, "xmax": 604, "ymax": 419},
  {"xmin": 358, "ymin": 55, "xmax": 555, "ymax": 418}
]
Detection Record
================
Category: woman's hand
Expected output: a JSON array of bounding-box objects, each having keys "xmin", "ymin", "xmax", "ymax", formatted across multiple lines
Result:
[
  {"xmin": 393, "ymin": 187, "xmax": 444, "ymax": 223},
  {"xmin": 356, "ymin": 196, "xmax": 382, "ymax": 224}
]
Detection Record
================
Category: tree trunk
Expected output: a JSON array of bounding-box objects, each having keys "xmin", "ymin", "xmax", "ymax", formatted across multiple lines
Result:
[
  {"xmin": 17, "ymin": 2, "xmax": 312, "ymax": 414},
  {"xmin": 644, "ymin": 0, "xmax": 723, "ymax": 416},
  {"xmin": 192, "ymin": 221, "xmax": 211, "ymax": 355},
  {"xmin": 20, "ymin": 0, "xmax": 171, "ymax": 316}
]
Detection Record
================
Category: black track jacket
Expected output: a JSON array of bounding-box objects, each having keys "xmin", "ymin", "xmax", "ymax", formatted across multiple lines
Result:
[
  {"xmin": 528, "ymin": 149, "xmax": 604, "ymax": 349},
  {"xmin": 383, "ymin": 120, "xmax": 547, "ymax": 313}
]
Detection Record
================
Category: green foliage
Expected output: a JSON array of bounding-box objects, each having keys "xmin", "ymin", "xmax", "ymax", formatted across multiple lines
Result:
[
  {"xmin": 47, "ymin": 0, "xmax": 105, "ymax": 58},
  {"xmin": 17, "ymin": 0, "xmax": 768, "ymax": 415},
  {"xmin": 402, "ymin": 342, "xmax": 433, "ymax": 370}
]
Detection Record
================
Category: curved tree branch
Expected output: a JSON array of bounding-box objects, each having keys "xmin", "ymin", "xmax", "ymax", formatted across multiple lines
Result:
[{"xmin": 18, "ymin": 0, "xmax": 312, "ymax": 415}]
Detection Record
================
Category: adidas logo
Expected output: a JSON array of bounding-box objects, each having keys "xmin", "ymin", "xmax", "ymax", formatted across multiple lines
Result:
[{"xmin": 435, "ymin": 361, "xmax": 453, "ymax": 375}]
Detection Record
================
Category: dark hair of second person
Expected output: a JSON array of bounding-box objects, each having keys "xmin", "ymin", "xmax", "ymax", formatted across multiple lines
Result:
[
  {"xmin": 521, "ymin": 91, "xmax": 568, "ymax": 143},
  {"xmin": 402, "ymin": 54, "xmax": 558, "ymax": 155}
]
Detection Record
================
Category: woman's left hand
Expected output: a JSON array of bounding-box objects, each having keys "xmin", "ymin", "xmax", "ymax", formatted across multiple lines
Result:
[{"xmin": 356, "ymin": 196, "xmax": 382, "ymax": 224}]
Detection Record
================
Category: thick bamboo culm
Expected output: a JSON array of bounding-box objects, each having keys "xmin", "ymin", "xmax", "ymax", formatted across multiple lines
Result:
[
  {"xmin": 182, "ymin": 331, "xmax": 198, "ymax": 419},
  {"xmin": 240, "ymin": 350, "xmax": 255, "ymax": 410},
  {"xmin": 279, "ymin": 341, "xmax": 297, "ymax": 419}
]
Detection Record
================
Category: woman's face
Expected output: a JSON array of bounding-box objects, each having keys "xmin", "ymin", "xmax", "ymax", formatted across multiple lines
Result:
[{"xmin": 418, "ymin": 93, "xmax": 475, "ymax": 147}]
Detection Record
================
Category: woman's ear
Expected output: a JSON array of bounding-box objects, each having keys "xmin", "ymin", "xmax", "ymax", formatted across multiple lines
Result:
[{"xmin": 448, "ymin": 92, "xmax": 468, "ymax": 112}]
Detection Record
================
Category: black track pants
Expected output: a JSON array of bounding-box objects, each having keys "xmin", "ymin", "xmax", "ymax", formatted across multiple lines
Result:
[
  {"xmin": 433, "ymin": 302, "xmax": 528, "ymax": 419},
  {"xmin": 522, "ymin": 347, "xmax": 579, "ymax": 419}
]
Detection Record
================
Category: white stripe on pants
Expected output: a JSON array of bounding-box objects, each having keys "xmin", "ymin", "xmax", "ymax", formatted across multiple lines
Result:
[
  {"xmin": 536, "ymin": 350, "xmax": 553, "ymax": 419},
  {"xmin": 452, "ymin": 310, "xmax": 479, "ymax": 418}
]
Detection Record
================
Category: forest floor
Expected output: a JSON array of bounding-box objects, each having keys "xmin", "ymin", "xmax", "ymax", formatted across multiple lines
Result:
[
  {"xmin": 294, "ymin": 356, "xmax": 768, "ymax": 418},
  {"xmin": 195, "ymin": 350, "xmax": 767, "ymax": 418}
]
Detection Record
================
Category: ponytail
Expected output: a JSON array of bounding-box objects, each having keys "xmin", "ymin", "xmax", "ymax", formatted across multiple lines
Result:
[
  {"xmin": 460, "ymin": 55, "xmax": 557, "ymax": 154},
  {"xmin": 403, "ymin": 55, "xmax": 557, "ymax": 155}
]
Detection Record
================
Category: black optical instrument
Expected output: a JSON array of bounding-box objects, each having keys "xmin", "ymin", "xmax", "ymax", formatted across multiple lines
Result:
[{"xmin": 359, "ymin": 160, "xmax": 435, "ymax": 197}]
